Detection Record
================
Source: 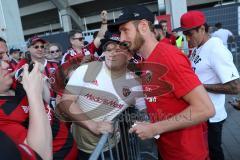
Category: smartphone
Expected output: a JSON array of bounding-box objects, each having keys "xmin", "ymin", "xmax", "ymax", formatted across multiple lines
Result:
[{"xmin": 15, "ymin": 52, "xmax": 34, "ymax": 82}]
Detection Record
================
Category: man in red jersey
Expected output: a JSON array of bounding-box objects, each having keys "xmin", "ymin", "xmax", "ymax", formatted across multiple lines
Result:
[
  {"xmin": 61, "ymin": 10, "xmax": 108, "ymax": 65},
  {"xmin": 109, "ymin": 5, "xmax": 215, "ymax": 160}
]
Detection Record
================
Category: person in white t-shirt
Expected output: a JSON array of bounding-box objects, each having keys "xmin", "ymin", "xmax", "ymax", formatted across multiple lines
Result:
[
  {"xmin": 56, "ymin": 31, "xmax": 145, "ymax": 159},
  {"xmin": 212, "ymin": 22, "xmax": 234, "ymax": 48},
  {"xmin": 178, "ymin": 11, "xmax": 240, "ymax": 160}
]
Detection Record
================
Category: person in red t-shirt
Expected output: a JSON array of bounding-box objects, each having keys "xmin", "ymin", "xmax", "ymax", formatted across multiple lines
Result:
[
  {"xmin": 109, "ymin": 5, "xmax": 215, "ymax": 160},
  {"xmin": 159, "ymin": 19, "xmax": 176, "ymax": 45},
  {"xmin": 154, "ymin": 24, "xmax": 174, "ymax": 45},
  {"xmin": 61, "ymin": 10, "xmax": 108, "ymax": 65}
]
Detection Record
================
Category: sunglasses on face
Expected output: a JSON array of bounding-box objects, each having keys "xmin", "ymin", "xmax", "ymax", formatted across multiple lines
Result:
[
  {"xmin": 50, "ymin": 49, "xmax": 60, "ymax": 54},
  {"xmin": 72, "ymin": 37, "xmax": 85, "ymax": 41},
  {"xmin": 33, "ymin": 45, "xmax": 44, "ymax": 49}
]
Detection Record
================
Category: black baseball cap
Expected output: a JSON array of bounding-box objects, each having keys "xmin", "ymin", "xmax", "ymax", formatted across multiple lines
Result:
[
  {"xmin": 100, "ymin": 31, "xmax": 121, "ymax": 51},
  {"xmin": 9, "ymin": 48, "xmax": 20, "ymax": 54},
  {"xmin": 108, "ymin": 5, "xmax": 154, "ymax": 32}
]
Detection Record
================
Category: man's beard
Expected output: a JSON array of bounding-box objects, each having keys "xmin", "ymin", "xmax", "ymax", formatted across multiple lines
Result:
[{"xmin": 130, "ymin": 31, "xmax": 145, "ymax": 53}]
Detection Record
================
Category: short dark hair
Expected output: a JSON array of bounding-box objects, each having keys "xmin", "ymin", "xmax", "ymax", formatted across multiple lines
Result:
[
  {"xmin": 68, "ymin": 30, "xmax": 82, "ymax": 39},
  {"xmin": 193, "ymin": 23, "xmax": 209, "ymax": 33},
  {"xmin": 0, "ymin": 37, "xmax": 6, "ymax": 43},
  {"xmin": 215, "ymin": 22, "xmax": 222, "ymax": 29},
  {"xmin": 183, "ymin": 23, "xmax": 209, "ymax": 36}
]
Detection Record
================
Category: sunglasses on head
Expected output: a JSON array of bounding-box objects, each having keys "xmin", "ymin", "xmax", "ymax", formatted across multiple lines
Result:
[
  {"xmin": 50, "ymin": 49, "xmax": 60, "ymax": 54},
  {"xmin": 72, "ymin": 37, "xmax": 85, "ymax": 41},
  {"xmin": 33, "ymin": 45, "xmax": 44, "ymax": 49}
]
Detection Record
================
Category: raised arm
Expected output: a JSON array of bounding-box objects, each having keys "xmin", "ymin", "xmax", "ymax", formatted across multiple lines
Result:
[{"xmin": 93, "ymin": 10, "xmax": 108, "ymax": 48}]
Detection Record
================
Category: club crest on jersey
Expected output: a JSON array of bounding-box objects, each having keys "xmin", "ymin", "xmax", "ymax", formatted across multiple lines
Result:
[
  {"xmin": 145, "ymin": 70, "xmax": 152, "ymax": 83},
  {"xmin": 49, "ymin": 68, "xmax": 56, "ymax": 74},
  {"xmin": 122, "ymin": 87, "xmax": 131, "ymax": 97}
]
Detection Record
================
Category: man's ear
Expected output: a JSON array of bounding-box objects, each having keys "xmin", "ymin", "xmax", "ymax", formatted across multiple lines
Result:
[
  {"xmin": 200, "ymin": 25, "xmax": 205, "ymax": 33},
  {"xmin": 138, "ymin": 20, "xmax": 149, "ymax": 34},
  {"xmin": 70, "ymin": 38, "xmax": 74, "ymax": 45}
]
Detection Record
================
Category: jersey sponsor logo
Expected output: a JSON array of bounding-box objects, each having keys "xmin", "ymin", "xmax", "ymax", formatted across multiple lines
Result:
[
  {"xmin": 22, "ymin": 105, "xmax": 30, "ymax": 113},
  {"xmin": 122, "ymin": 87, "xmax": 131, "ymax": 97},
  {"xmin": 84, "ymin": 93, "xmax": 124, "ymax": 109}
]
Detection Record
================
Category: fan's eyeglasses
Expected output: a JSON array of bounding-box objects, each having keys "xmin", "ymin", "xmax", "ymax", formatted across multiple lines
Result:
[
  {"xmin": 50, "ymin": 49, "xmax": 60, "ymax": 54},
  {"xmin": 33, "ymin": 45, "xmax": 44, "ymax": 49},
  {"xmin": 72, "ymin": 37, "xmax": 85, "ymax": 41}
]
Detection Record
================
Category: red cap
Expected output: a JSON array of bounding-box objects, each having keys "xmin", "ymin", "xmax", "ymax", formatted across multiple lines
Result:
[
  {"xmin": 176, "ymin": 11, "xmax": 206, "ymax": 32},
  {"xmin": 27, "ymin": 36, "xmax": 47, "ymax": 48}
]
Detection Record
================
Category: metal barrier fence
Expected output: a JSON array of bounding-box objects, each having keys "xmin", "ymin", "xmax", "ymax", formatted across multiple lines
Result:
[
  {"xmin": 89, "ymin": 107, "xmax": 158, "ymax": 160},
  {"xmin": 228, "ymin": 42, "xmax": 240, "ymax": 68}
]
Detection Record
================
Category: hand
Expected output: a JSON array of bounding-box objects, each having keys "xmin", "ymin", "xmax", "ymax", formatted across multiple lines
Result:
[
  {"xmin": 100, "ymin": 10, "xmax": 108, "ymax": 23},
  {"xmin": 21, "ymin": 62, "xmax": 44, "ymax": 96},
  {"xmin": 229, "ymin": 97, "xmax": 240, "ymax": 110},
  {"xmin": 88, "ymin": 121, "xmax": 113, "ymax": 135},
  {"xmin": 81, "ymin": 55, "xmax": 93, "ymax": 64},
  {"xmin": 129, "ymin": 121, "xmax": 158, "ymax": 140}
]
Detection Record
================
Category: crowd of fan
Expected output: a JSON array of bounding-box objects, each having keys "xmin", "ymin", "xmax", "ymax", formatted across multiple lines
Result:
[{"xmin": 0, "ymin": 5, "xmax": 240, "ymax": 160}]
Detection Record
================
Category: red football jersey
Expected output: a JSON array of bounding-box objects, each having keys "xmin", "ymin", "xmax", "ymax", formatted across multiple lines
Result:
[
  {"xmin": 0, "ymin": 84, "xmax": 78, "ymax": 160},
  {"xmin": 144, "ymin": 42, "xmax": 208, "ymax": 160},
  {"xmin": 61, "ymin": 42, "xmax": 97, "ymax": 64}
]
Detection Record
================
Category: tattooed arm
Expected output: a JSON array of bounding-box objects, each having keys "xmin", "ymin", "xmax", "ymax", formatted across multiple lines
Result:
[{"xmin": 204, "ymin": 79, "xmax": 240, "ymax": 94}]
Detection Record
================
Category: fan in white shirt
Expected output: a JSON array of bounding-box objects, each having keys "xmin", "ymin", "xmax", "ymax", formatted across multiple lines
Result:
[{"xmin": 212, "ymin": 22, "xmax": 234, "ymax": 48}]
